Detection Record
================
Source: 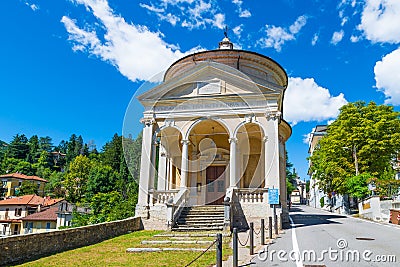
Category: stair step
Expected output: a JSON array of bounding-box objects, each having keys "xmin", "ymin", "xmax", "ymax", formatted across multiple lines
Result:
[
  {"xmin": 172, "ymin": 205, "xmax": 226, "ymax": 232},
  {"xmin": 172, "ymin": 227, "xmax": 224, "ymax": 231},
  {"xmin": 141, "ymin": 240, "xmax": 214, "ymax": 245}
]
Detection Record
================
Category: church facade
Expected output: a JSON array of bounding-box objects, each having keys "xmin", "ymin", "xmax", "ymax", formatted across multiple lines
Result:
[{"xmin": 135, "ymin": 38, "xmax": 291, "ymax": 230}]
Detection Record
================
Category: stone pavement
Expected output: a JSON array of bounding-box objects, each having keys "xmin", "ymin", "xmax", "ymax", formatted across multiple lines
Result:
[{"xmin": 217, "ymin": 226, "xmax": 282, "ymax": 267}]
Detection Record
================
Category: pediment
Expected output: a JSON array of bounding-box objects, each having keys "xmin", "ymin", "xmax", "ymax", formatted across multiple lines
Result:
[{"xmin": 137, "ymin": 62, "xmax": 283, "ymax": 103}]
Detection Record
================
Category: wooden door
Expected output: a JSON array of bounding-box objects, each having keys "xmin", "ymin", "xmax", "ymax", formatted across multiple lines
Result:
[{"xmin": 206, "ymin": 166, "xmax": 226, "ymax": 205}]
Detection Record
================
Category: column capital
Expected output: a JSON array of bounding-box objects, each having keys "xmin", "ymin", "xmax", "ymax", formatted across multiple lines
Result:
[
  {"xmin": 228, "ymin": 137, "xmax": 238, "ymax": 144},
  {"xmin": 181, "ymin": 139, "xmax": 191, "ymax": 145},
  {"xmin": 265, "ymin": 111, "xmax": 281, "ymax": 121},
  {"xmin": 140, "ymin": 117, "xmax": 155, "ymax": 126}
]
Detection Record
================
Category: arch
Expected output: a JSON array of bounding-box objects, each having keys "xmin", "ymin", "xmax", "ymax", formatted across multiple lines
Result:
[
  {"xmin": 184, "ymin": 117, "xmax": 233, "ymax": 140},
  {"xmin": 233, "ymin": 119, "xmax": 266, "ymax": 139},
  {"xmin": 154, "ymin": 123, "xmax": 184, "ymax": 138}
]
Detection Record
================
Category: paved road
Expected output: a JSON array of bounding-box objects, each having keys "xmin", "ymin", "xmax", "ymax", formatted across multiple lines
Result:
[{"xmin": 251, "ymin": 205, "xmax": 400, "ymax": 267}]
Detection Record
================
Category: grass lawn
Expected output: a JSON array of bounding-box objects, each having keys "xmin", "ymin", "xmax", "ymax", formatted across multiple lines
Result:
[{"xmin": 17, "ymin": 230, "xmax": 232, "ymax": 267}]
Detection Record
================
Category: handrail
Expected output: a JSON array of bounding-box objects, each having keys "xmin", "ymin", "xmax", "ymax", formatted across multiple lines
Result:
[{"xmin": 166, "ymin": 188, "xmax": 189, "ymax": 229}]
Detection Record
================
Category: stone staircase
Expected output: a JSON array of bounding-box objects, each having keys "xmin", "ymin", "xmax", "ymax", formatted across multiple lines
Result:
[{"xmin": 172, "ymin": 205, "xmax": 225, "ymax": 231}]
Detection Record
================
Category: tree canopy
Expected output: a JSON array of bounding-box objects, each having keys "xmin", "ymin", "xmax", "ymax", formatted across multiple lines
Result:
[{"xmin": 309, "ymin": 101, "xmax": 400, "ymax": 197}]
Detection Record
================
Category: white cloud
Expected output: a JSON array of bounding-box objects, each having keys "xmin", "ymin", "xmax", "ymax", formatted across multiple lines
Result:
[
  {"xmin": 374, "ymin": 48, "xmax": 400, "ymax": 105},
  {"xmin": 331, "ymin": 30, "xmax": 344, "ymax": 45},
  {"xmin": 213, "ymin": 13, "xmax": 225, "ymax": 29},
  {"xmin": 239, "ymin": 10, "xmax": 251, "ymax": 18},
  {"xmin": 139, "ymin": 3, "xmax": 164, "ymax": 13},
  {"xmin": 232, "ymin": 0, "xmax": 251, "ymax": 18},
  {"xmin": 284, "ymin": 77, "xmax": 348, "ymax": 125},
  {"xmin": 350, "ymin": 35, "xmax": 361, "ymax": 43},
  {"xmin": 142, "ymin": 0, "xmax": 225, "ymax": 29},
  {"xmin": 62, "ymin": 0, "xmax": 201, "ymax": 82},
  {"xmin": 25, "ymin": 2, "xmax": 39, "ymax": 11},
  {"xmin": 232, "ymin": 24, "xmax": 243, "ymax": 38},
  {"xmin": 359, "ymin": 0, "xmax": 400, "ymax": 43},
  {"xmin": 311, "ymin": 33, "xmax": 319, "ymax": 46},
  {"xmin": 258, "ymin": 15, "xmax": 307, "ymax": 52},
  {"xmin": 289, "ymin": 16, "xmax": 307, "ymax": 34}
]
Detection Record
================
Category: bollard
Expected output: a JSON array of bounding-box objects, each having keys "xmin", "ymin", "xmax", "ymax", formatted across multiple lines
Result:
[
  {"xmin": 261, "ymin": 219, "xmax": 265, "ymax": 245},
  {"xmin": 233, "ymin": 228, "xmax": 238, "ymax": 267},
  {"xmin": 250, "ymin": 222, "xmax": 254, "ymax": 255},
  {"xmin": 216, "ymin": 233, "xmax": 222, "ymax": 267},
  {"xmin": 269, "ymin": 216, "xmax": 273, "ymax": 239}
]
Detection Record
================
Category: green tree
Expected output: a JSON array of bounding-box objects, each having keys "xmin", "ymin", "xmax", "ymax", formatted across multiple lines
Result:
[
  {"xmin": 7, "ymin": 134, "xmax": 29, "ymax": 160},
  {"xmin": 286, "ymin": 151, "xmax": 297, "ymax": 197},
  {"xmin": 17, "ymin": 181, "xmax": 38, "ymax": 196},
  {"xmin": 86, "ymin": 163, "xmax": 118, "ymax": 198},
  {"xmin": 346, "ymin": 173, "xmax": 371, "ymax": 199},
  {"xmin": 39, "ymin": 136, "xmax": 53, "ymax": 152},
  {"xmin": 27, "ymin": 135, "xmax": 40, "ymax": 163},
  {"xmin": 64, "ymin": 155, "xmax": 92, "ymax": 203},
  {"xmin": 45, "ymin": 171, "xmax": 65, "ymax": 197},
  {"xmin": 310, "ymin": 101, "xmax": 400, "ymax": 196}
]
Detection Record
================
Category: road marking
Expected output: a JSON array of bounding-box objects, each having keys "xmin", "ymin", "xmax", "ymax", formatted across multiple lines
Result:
[{"xmin": 289, "ymin": 216, "xmax": 303, "ymax": 267}]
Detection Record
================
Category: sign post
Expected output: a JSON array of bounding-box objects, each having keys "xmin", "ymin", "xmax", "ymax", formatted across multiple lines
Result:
[{"xmin": 268, "ymin": 188, "xmax": 279, "ymax": 235}]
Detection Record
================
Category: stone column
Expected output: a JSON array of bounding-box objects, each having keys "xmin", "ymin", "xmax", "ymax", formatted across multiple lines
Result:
[
  {"xmin": 136, "ymin": 117, "xmax": 155, "ymax": 217},
  {"xmin": 157, "ymin": 144, "xmax": 167, "ymax": 191},
  {"xmin": 229, "ymin": 137, "xmax": 238, "ymax": 188},
  {"xmin": 149, "ymin": 141, "xmax": 157, "ymax": 190},
  {"xmin": 264, "ymin": 113, "xmax": 280, "ymax": 189},
  {"xmin": 180, "ymin": 139, "xmax": 190, "ymax": 188}
]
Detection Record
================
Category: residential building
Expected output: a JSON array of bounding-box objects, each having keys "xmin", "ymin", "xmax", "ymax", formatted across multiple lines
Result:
[
  {"xmin": 0, "ymin": 195, "xmax": 61, "ymax": 236},
  {"xmin": 134, "ymin": 36, "xmax": 291, "ymax": 230},
  {"xmin": 0, "ymin": 173, "xmax": 48, "ymax": 198},
  {"xmin": 21, "ymin": 206, "xmax": 58, "ymax": 234},
  {"xmin": 307, "ymin": 125, "xmax": 327, "ymax": 209}
]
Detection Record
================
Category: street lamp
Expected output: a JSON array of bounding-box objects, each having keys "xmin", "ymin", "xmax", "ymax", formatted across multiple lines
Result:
[{"xmin": 343, "ymin": 145, "xmax": 359, "ymax": 176}]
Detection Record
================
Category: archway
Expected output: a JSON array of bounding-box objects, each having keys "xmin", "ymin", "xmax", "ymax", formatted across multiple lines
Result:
[
  {"xmin": 156, "ymin": 127, "xmax": 182, "ymax": 190},
  {"xmin": 236, "ymin": 123, "xmax": 264, "ymax": 188},
  {"xmin": 187, "ymin": 119, "xmax": 230, "ymax": 205}
]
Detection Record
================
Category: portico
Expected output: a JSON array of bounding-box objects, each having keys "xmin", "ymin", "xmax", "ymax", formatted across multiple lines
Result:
[{"xmin": 134, "ymin": 38, "xmax": 291, "ymax": 230}]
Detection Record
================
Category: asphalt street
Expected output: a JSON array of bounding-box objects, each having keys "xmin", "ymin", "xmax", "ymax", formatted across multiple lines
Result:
[{"xmin": 250, "ymin": 205, "xmax": 400, "ymax": 267}]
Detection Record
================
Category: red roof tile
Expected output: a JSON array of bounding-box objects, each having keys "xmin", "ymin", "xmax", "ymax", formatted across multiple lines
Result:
[
  {"xmin": 0, "ymin": 173, "xmax": 48, "ymax": 183},
  {"xmin": 21, "ymin": 207, "xmax": 58, "ymax": 221},
  {"xmin": 0, "ymin": 195, "xmax": 44, "ymax": 206}
]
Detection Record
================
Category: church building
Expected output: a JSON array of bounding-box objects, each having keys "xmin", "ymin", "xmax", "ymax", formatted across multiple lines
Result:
[{"xmin": 134, "ymin": 36, "xmax": 291, "ymax": 231}]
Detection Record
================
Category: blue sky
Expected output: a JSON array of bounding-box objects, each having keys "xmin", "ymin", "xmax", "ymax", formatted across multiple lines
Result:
[{"xmin": 1, "ymin": 0, "xmax": 400, "ymax": 180}]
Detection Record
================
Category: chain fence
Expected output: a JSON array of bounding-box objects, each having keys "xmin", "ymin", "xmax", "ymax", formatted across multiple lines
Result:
[{"xmin": 184, "ymin": 238, "xmax": 218, "ymax": 267}]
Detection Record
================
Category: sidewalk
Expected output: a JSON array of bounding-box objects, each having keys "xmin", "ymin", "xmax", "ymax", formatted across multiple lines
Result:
[{"xmin": 218, "ymin": 226, "xmax": 284, "ymax": 266}]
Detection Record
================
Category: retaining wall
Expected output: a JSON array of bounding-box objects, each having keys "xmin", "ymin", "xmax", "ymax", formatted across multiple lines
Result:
[{"xmin": 0, "ymin": 216, "xmax": 142, "ymax": 266}]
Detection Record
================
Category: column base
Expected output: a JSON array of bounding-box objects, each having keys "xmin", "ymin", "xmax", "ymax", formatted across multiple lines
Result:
[{"xmin": 135, "ymin": 204, "xmax": 150, "ymax": 219}]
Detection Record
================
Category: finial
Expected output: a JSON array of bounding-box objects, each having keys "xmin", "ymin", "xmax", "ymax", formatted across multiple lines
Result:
[
  {"xmin": 224, "ymin": 26, "xmax": 228, "ymax": 38},
  {"xmin": 219, "ymin": 26, "xmax": 233, "ymax": 50}
]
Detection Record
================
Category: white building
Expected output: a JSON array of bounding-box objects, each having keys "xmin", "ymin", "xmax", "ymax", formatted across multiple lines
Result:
[{"xmin": 134, "ymin": 37, "xmax": 292, "ymax": 230}]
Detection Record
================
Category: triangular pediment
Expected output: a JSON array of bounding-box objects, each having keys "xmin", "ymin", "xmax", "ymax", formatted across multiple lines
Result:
[{"xmin": 137, "ymin": 62, "xmax": 283, "ymax": 103}]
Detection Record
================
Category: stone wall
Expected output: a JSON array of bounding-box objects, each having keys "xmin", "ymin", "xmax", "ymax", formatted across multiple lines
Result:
[{"xmin": 0, "ymin": 216, "xmax": 142, "ymax": 266}]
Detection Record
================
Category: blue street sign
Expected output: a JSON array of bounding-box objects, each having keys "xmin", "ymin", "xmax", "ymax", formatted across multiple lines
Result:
[{"xmin": 268, "ymin": 188, "xmax": 279, "ymax": 205}]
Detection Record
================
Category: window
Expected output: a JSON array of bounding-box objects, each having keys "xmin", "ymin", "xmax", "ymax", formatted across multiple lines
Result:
[
  {"xmin": 46, "ymin": 222, "xmax": 51, "ymax": 231},
  {"xmin": 14, "ymin": 208, "xmax": 17, "ymax": 216}
]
